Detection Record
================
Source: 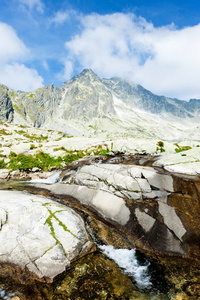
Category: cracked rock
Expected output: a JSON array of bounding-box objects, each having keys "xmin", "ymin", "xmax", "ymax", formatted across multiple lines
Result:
[{"xmin": 0, "ymin": 190, "xmax": 94, "ymax": 281}]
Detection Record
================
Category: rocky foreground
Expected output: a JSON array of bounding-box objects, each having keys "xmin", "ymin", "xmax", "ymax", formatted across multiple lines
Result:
[
  {"xmin": 1, "ymin": 121, "xmax": 200, "ymax": 299},
  {"xmin": 0, "ymin": 148, "xmax": 200, "ymax": 299}
]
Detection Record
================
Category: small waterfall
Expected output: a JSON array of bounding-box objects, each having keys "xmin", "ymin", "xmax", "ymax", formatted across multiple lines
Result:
[
  {"xmin": 99, "ymin": 245, "xmax": 151, "ymax": 288},
  {"xmin": 30, "ymin": 170, "xmax": 62, "ymax": 184},
  {"xmin": 85, "ymin": 221, "xmax": 152, "ymax": 289}
]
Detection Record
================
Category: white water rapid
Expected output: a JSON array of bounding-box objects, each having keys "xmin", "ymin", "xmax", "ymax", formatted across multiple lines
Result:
[
  {"xmin": 30, "ymin": 170, "xmax": 62, "ymax": 184},
  {"xmin": 99, "ymin": 245, "xmax": 152, "ymax": 288}
]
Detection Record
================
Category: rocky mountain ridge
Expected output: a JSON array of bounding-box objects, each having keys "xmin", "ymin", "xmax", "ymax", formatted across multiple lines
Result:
[{"xmin": 1, "ymin": 69, "xmax": 200, "ymax": 140}]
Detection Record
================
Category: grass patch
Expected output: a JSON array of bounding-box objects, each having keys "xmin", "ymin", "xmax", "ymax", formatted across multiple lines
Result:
[
  {"xmin": 92, "ymin": 145, "xmax": 110, "ymax": 156},
  {"xmin": 0, "ymin": 129, "xmax": 12, "ymax": 135},
  {"xmin": 53, "ymin": 146, "xmax": 66, "ymax": 152},
  {"xmin": 23, "ymin": 133, "xmax": 48, "ymax": 142},
  {"xmin": 0, "ymin": 160, "xmax": 6, "ymax": 168},
  {"xmin": 9, "ymin": 151, "xmax": 17, "ymax": 157},
  {"xmin": 174, "ymin": 143, "xmax": 192, "ymax": 153},
  {"xmin": 8, "ymin": 152, "xmax": 63, "ymax": 171},
  {"xmin": 63, "ymin": 150, "xmax": 85, "ymax": 164},
  {"xmin": 4, "ymin": 144, "xmax": 111, "ymax": 172},
  {"xmin": 14, "ymin": 130, "xmax": 26, "ymax": 135}
]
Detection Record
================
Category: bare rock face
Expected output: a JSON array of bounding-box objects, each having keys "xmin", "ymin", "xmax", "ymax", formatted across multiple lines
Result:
[
  {"xmin": 12, "ymin": 84, "xmax": 62, "ymax": 127},
  {"xmin": 0, "ymin": 190, "xmax": 94, "ymax": 282},
  {"xmin": 60, "ymin": 69, "xmax": 116, "ymax": 120},
  {"xmin": 0, "ymin": 85, "xmax": 14, "ymax": 122}
]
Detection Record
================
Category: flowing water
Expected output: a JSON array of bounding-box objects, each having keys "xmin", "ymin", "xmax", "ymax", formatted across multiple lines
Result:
[
  {"xmin": 99, "ymin": 245, "xmax": 151, "ymax": 288},
  {"xmin": 29, "ymin": 170, "xmax": 62, "ymax": 184}
]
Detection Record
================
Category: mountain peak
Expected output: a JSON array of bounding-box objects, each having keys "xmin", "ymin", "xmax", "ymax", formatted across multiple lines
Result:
[
  {"xmin": 81, "ymin": 69, "xmax": 96, "ymax": 75},
  {"xmin": 75, "ymin": 69, "xmax": 100, "ymax": 80}
]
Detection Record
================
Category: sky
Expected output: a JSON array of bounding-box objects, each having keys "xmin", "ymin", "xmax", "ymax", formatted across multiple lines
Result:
[{"xmin": 1, "ymin": 0, "xmax": 200, "ymax": 100}]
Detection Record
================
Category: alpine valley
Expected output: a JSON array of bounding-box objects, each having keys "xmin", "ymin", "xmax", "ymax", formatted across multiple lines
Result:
[{"xmin": 1, "ymin": 70, "xmax": 200, "ymax": 300}]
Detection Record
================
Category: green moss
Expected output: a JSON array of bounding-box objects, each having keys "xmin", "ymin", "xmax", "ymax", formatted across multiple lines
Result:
[
  {"xmin": 53, "ymin": 213, "xmax": 77, "ymax": 238},
  {"xmin": 45, "ymin": 207, "xmax": 77, "ymax": 255},
  {"xmin": 45, "ymin": 214, "xmax": 59, "ymax": 245}
]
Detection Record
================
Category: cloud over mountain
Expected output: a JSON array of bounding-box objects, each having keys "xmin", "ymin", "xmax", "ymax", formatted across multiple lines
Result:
[{"xmin": 64, "ymin": 13, "xmax": 200, "ymax": 100}]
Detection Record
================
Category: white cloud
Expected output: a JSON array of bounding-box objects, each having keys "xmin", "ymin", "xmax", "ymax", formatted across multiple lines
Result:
[
  {"xmin": 18, "ymin": 0, "xmax": 44, "ymax": 13},
  {"xmin": 0, "ymin": 22, "xmax": 43, "ymax": 91},
  {"xmin": 50, "ymin": 11, "xmax": 70, "ymax": 25},
  {"xmin": 0, "ymin": 22, "xmax": 29, "ymax": 63},
  {"xmin": 0, "ymin": 63, "xmax": 43, "ymax": 91},
  {"xmin": 57, "ymin": 60, "xmax": 73, "ymax": 82},
  {"xmin": 50, "ymin": 9, "xmax": 78, "ymax": 26},
  {"xmin": 64, "ymin": 12, "xmax": 200, "ymax": 100}
]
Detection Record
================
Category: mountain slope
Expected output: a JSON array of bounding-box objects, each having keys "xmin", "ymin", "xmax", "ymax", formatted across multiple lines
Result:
[{"xmin": 0, "ymin": 69, "xmax": 200, "ymax": 140}]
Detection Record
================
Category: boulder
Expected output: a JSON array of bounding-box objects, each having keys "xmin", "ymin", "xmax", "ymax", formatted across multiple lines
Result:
[
  {"xmin": 0, "ymin": 190, "xmax": 94, "ymax": 282},
  {"xmin": 153, "ymin": 147, "xmax": 200, "ymax": 175},
  {"xmin": 0, "ymin": 169, "xmax": 9, "ymax": 179}
]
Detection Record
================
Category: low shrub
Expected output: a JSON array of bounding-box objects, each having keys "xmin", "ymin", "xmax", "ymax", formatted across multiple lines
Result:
[
  {"xmin": 30, "ymin": 144, "xmax": 36, "ymax": 149},
  {"xmin": 156, "ymin": 141, "xmax": 165, "ymax": 152}
]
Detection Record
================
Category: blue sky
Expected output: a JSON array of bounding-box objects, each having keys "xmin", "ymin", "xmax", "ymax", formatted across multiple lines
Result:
[{"xmin": 1, "ymin": 0, "xmax": 200, "ymax": 100}]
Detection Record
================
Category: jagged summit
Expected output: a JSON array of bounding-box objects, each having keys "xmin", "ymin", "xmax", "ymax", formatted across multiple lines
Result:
[
  {"xmin": 62, "ymin": 69, "xmax": 100, "ymax": 87},
  {"xmin": 1, "ymin": 69, "xmax": 200, "ymax": 139},
  {"xmin": 80, "ymin": 68, "xmax": 97, "ymax": 76}
]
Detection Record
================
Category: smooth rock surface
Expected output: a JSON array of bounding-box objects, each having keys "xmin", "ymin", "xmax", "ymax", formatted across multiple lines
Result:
[
  {"xmin": 63, "ymin": 163, "xmax": 174, "ymax": 198},
  {"xmin": 154, "ymin": 147, "xmax": 200, "ymax": 175},
  {"xmin": 0, "ymin": 190, "xmax": 93, "ymax": 281},
  {"xmin": 36, "ymin": 183, "xmax": 131, "ymax": 226}
]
